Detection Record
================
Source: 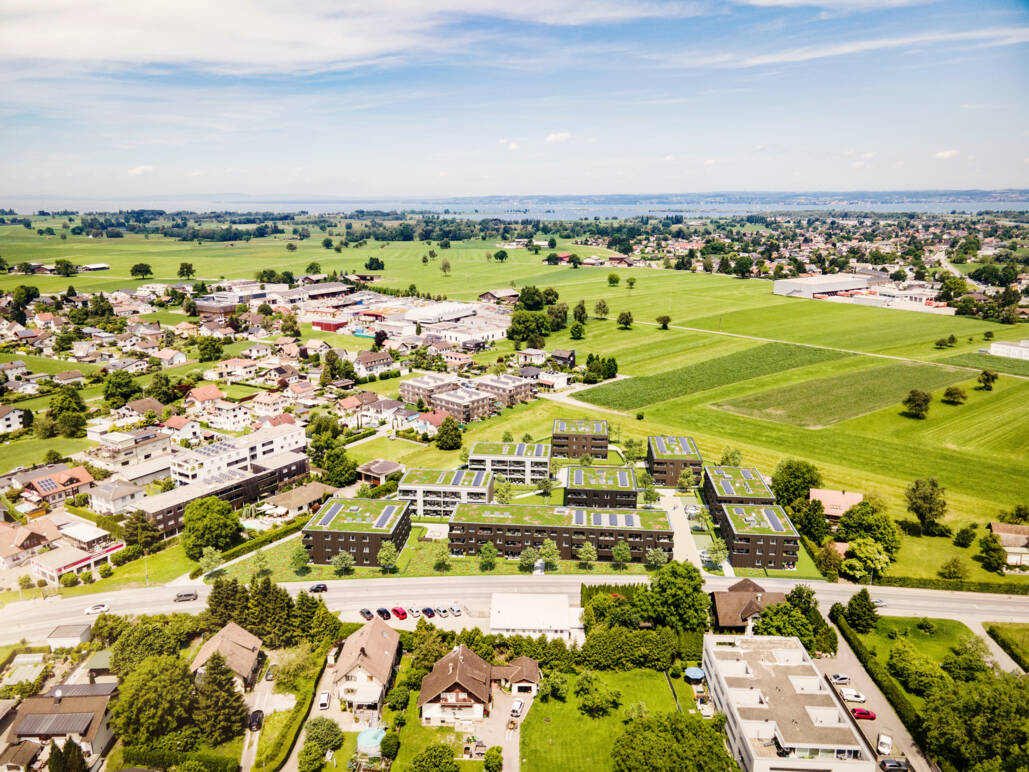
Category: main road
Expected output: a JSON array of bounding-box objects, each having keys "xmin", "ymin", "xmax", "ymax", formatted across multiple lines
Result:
[{"xmin": 6, "ymin": 573, "xmax": 1029, "ymax": 648}]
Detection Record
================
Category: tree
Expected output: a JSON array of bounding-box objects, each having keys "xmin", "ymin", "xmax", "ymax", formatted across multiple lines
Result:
[
  {"xmin": 634, "ymin": 561, "xmax": 709, "ymax": 631},
  {"xmin": 844, "ymin": 588, "xmax": 879, "ymax": 633},
  {"xmin": 645, "ymin": 548, "xmax": 668, "ymax": 569},
  {"xmin": 181, "ymin": 496, "xmax": 240, "ymax": 560},
  {"xmin": 380, "ymin": 732, "xmax": 400, "ymax": 760},
  {"xmin": 195, "ymin": 652, "xmax": 247, "ymax": 745},
  {"xmin": 130, "ymin": 263, "xmax": 152, "ymax": 278},
  {"xmin": 199, "ymin": 546, "xmax": 222, "ymax": 575},
  {"xmin": 518, "ymin": 546, "xmax": 539, "ymax": 571},
  {"xmin": 197, "ymin": 336, "xmax": 223, "ymax": 362},
  {"xmin": 103, "ymin": 370, "xmax": 143, "ymax": 408},
  {"xmin": 656, "ymin": 314, "xmax": 671, "ymax": 329},
  {"xmin": 790, "ymin": 498, "xmax": 830, "ymax": 544},
  {"xmin": 331, "ymin": 551, "xmax": 354, "ymax": 575},
  {"xmin": 48, "ymin": 386, "xmax": 85, "ymax": 420},
  {"xmin": 538, "ymin": 476, "xmax": 553, "ymax": 500},
  {"xmin": 706, "ymin": 536, "xmax": 728, "ymax": 566},
  {"xmin": 676, "ymin": 468, "xmax": 696, "ymax": 491},
  {"xmin": 594, "ymin": 299, "xmax": 608, "ymax": 318},
  {"xmin": 642, "ymin": 485, "xmax": 659, "ymax": 505},
  {"xmin": 905, "ymin": 477, "xmax": 947, "ymax": 535},
  {"xmin": 573, "ymin": 300, "xmax": 588, "ymax": 324},
  {"xmin": 842, "ymin": 538, "xmax": 890, "ymax": 581},
  {"xmin": 539, "ymin": 538, "xmax": 560, "ymax": 570},
  {"xmin": 377, "ymin": 541, "xmax": 398, "ymax": 572},
  {"xmin": 569, "ymin": 321, "xmax": 585, "ymax": 340},
  {"xmin": 432, "ymin": 541, "xmax": 451, "ymax": 572},
  {"xmin": 626, "ymin": 277, "xmax": 636, "ymax": 290},
  {"xmin": 305, "ymin": 717, "xmax": 345, "ymax": 753},
  {"xmin": 506, "ymin": 309, "xmax": 550, "ymax": 343},
  {"xmin": 178, "ymin": 262, "xmax": 195, "ymax": 279},
  {"xmin": 286, "ymin": 242, "xmax": 298, "ymax": 252},
  {"xmin": 145, "ymin": 371, "xmax": 177, "ymax": 404},
  {"xmin": 112, "ymin": 621, "xmax": 177, "ymax": 674},
  {"xmin": 297, "ymin": 739, "xmax": 324, "ymax": 772},
  {"xmin": 942, "ymin": 385, "xmax": 967, "ymax": 404},
  {"xmin": 122, "ymin": 510, "xmax": 161, "ymax": 552},
  {"xmin": 978, "ymin": 369, "xmax": 998, "ymax": 391},
  {"xmin": 902, "ymin": 389, "xmax": 931, "ymax": 418},
  {"xmin": 941, "ymin": 636, "xmax": 991, "ymax": 682},
  {"xmin": 611, "ymin": 712, "xmax": 735, "ymax": 772},
  {"xmin": 576, "ymin": 541, "xmax": 597, "ymax": 569},
  {"xmin": 440, "ymin": 258, "xmax": 451, "ymax": 276},
  {"xmin": 494, "ymin": 477, "xmax": 513, "ymax": 504},
  {"xmin": 478, "ymin": 541, "xmax": 497, "ymax": 571},
  {"xmin": 291, "ymin": 543, "xmax": 310, "ymax": 573},
  {"xmin": 484, "ymin": 746, "xmax": 503, "ymax": 772},
  {"xmin": 611, "ymin": 540, "xmax": 632, "ymax": 568},
  {"xmin": 617, "ymin": 311, "xmax": 633, "ymax": 329},
  {"xmin": 411, "ymin": 744, "xmax": 459, "ymax": 772},
  {"xmin": 978, "ymin": 533, "xmax": 1007, "ymax": 573},
  {"xmin": 575, "ymin": 670, "xmax": 621, "ymax": 716},
  {"xmin": 836, "ymin": 500, "xmax": 901, "ymax": 557},
  {"xmin": 517, "ymin": 285, "xmax": 544, "ymax": 310},
  {"xmin": 320, "ymin": 444, "xmax": 357, "ymax": 487},
  {"xmin": 754, "ymin": 603, "xmax": 815, "ymax": 651},
  {"xmin": 111, "ymin": 655, "xmax": 195, "ymax": 745},
  {"xmin": 718, "ymin": 447, "xmax": 742, "ymax": 466},
  {"xmin": 771, "ymin": 459, "xmax": 822, "ymax": 505},
  {"xmin": 436, "ymin": 416, "xmax": 462, "ymax": 450}
]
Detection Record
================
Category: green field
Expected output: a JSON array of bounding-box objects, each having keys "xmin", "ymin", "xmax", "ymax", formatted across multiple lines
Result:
[
  {"xmin": 940, "ymin": 352, "xmax": 1029, "ymax": 377},
  {"xmin": 984, "ymin": 622, "xmax": 1029, "ymax": 670},
  {"xmin": 520, "ymin": 669, "xmax": 678, "ymax": 772},
  {"xmin": 716, "ymin": 361, "xmax": 969, "ymax": 427}
]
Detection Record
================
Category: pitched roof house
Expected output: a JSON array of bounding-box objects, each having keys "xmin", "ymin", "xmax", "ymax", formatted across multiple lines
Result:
[
  {"xmin": 191, "ymin": 622, "xmax": 263, "ymax": 691},
  {"xmin": 332, "ymin": 618, "xmax": 401, "ymax": 712},
  {"xmin": 710, "ymin": 578, "xmax": 787, "ymax": 632}
]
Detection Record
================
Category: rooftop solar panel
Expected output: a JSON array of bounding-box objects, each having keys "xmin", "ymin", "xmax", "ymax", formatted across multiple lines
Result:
[
  {"xmin": 741, "ymin": 469, "xmax": 755, "ymax": 480},
  {"xmin": 617, "ymin": 470, "xmax": 630, "ymax": 487},
  {"xmin": 472, "ymin": 470, "xmax": 485, "ymax": 486},
  {"xmin": 592, "ymin": 512, "xmax": 603, "ymax": 526},
  {"xmin": 722, "ymin": 480, "xmax": 735, "ymax": 495},
  {"xmin": 373, "ymin": 504, "xmax": 397, "ymax": 529},
  {"xmin": 573, "ymin": 469, "xmax": 584, "ymax": 485},
  {"xmin": 624, "ymin": 514, "xmax": 635, "ymax": 527},
  {"xmin": 452, "ymin": 470, "xmax": 465, "ymax": 486},
  {"xmin": 608, "ymin": 513, "xmax": 618, "ymax": 526},
  {"xmin": 655, "ymin": 436, "xmax": 667, "ymax": 453},
  {"xmin": 574, "ymin": 511, "xmax": 585, "ymax": 525},
  {"xmin": 765, "ymin": 508, "xmax": 785, "ymax": 532},
  {"xmin": 515, "ymin": 443, "xmax": 525, "ymax": 455}
]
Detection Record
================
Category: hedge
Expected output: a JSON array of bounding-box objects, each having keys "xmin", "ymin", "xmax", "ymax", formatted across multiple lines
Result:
[
  {"xmin": 65, "ymin": 505, "xmax": 124, "ymax": 540},
  {"xmin": 984, "ymin": 624, "xmax": 1029, "ymax": 671},
  {"xmin": 122, "ymin": 747, "xmax": 240, "ymax": 772},
  {"xmin": 872, "ymin": 575, "xmax": 1029, "ymax": 595},
  {"xmin": 580, "ymin": 581, "xmax": 647, "ymax": 606},
  {"xmin": 253, "ymin": 647, "xmax": 329, "ymax": 772},
  {"xmin": 189, "ymin": 515, "xmax": 308, "ymax": 578},
  {"xmin": 829, "ymin": 605, "xmax": 925, "ymax": 745},
  {"xmin": 340, "ymin": 428, "xmax": 376, "ymax": 445}
]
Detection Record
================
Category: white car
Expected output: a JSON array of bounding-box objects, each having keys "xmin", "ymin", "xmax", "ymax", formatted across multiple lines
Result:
[
  {"xmin": 407, "ymin": 607, "xmax": 421, "ymax": 618},
  {"xmin": 318, "ymin": 691, "xmax": 330, "ymax": 710},
  {"xmin": 840, "ymin": 688, "xmax": 866, "ymax": 703},
  {"xmin": 873, "ymin": 599, "xmax": 888, "ymax": 608},
  {"xmin": 877, "ymin": 733, "xmax": 893, "ymax": 756},
  {"xmin": 84, "ymin": 603, "xmax": 110, "ymax": 615},
  {"xmin": 434, "ymin": 606, "xmax": 449, "ymax": 618},
  {"xmin": 830, "ymin": 673, "xmax": 851, "ymax": 685},
  {"xmin": 449, "ymin": 603, "xmax": 463, "ymax": 617},
  {"xmin": 510, "ymin": 698, "xmax": 525, "ymax": 717}
]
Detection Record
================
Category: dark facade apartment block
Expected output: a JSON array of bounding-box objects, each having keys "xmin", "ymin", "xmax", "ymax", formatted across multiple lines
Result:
[
  {"xmin": 563, "ymin": 466, "xmax": 639, "ymax": 509},
  {"xmin": 550, "ymin": 419, "xmax": 608, "ymax": 460},
  {"xmin": 646, "ymin": 435, "xmax": 703, "ymax": 487},
  {"xmin": 702, "ymin": 465, "xmax": 776, "ymax": 507},
  {"xmin": 715, "ymin": 503, "xmax": 800, "ymax": 570},
  {"xmin": 302, "ymin": 498, "xmax": 412, "ymax": 567}
]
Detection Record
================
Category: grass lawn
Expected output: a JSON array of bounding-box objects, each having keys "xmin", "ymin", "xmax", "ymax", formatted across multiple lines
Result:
[
  {"xmin": 984, "ymin": 622, "xmax": 1029, "ymax": 669},
  {"xmin": 0, "ymin": 352, "xmax": 103, "ymax": 375},
  {"xmin": 856, "ymin": 616, "xmax": 975, "ymax": 710},
  {"xmin": 733, "ymin": 539, "xmax": 824, "ymax": 580},
  {"xmin": 520, "ymin": 669, "xmax": 679, "ymax": 772},
  {"xmin": 203, "ymin": 736, "xmax": 245, "ymax": 764},
  {"xmin": 0, "ymin": 436, "xmax": 93, "ymax": 472},
  {"xmin": 255, "ymin": 709, "xmax": 294, "ymax": 765},
  {"xmin": 940, "ymin": 352, "xmax": 1029, "ymax": 377},
  {"xmin": 329, "ymin": 732, "xmax": 359, "ymax": 767}
]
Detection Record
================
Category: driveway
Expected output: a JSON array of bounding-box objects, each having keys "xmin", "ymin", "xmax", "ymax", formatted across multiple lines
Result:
[
  {"xmin": 467, "ymin": 688, "xmax": 531, "ymax": 772},
  {"xmin": 240, "ymin": 657, "xmax": 297, "ymax": 772},
  {"xmin": 814, "ymin": 629, "xmax": 932, "ymax": 772}
]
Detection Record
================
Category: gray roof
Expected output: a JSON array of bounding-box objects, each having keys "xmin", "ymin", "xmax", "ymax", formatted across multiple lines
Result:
[
  {"xmin": 44, "ymin": 683, "xmax": 117, "ymax": 698},
  {"xmin": 48, "ymin": 623, "xmax": 92, "ymax": 639},
  {"xmin": 15, "ymin": 712, "xmax": 93, "ymax": 736}
]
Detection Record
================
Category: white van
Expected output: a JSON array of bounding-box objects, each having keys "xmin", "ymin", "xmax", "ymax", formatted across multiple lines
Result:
[
  {"xmin": 318, "ymin": 691, "xmax": 330, "ymax": 710},
  {"xmin": 510, "ymin": 698, "xmax": 525, "ymax": 717},
  {"xmin": 877, "ymin": 734, "xmax": 893, "ymax": 756}
]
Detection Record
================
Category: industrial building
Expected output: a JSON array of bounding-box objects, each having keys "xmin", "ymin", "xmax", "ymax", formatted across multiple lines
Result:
[{"xmin": 772, "ymin": 274, "xmax": 869, "ymax": 299}]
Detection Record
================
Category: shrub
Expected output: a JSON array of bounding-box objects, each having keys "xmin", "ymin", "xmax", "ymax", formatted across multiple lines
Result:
[
  {"xmin": 60, "ymin": 572, "xmax": 80, "ymax": 587},
  {"xmin": 98, "ymin": 563, "xmax": 113, "ymax": 578},
  {"xmin": 81, "ymin": 572, "xmax": 95, "ymax": 584},
  {"xmin": 380, "ymin": 732, "xmax": 400, "ymax": 760},
  {"xmin": 953, "ymin": 524, "xmax": 977, "ymax": 548}
]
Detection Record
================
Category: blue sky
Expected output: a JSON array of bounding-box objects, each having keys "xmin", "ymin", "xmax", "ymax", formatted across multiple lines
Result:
[{"xmin": 1, "ymin": 0, "xmax": 1027, "ymax": 201}]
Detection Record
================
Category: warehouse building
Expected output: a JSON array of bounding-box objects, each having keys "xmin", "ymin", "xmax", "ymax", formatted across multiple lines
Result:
[
  {"xmin": 772, "ymin": 274, "xmax": 869, "ymax": 299},
  {"xmin": 302, "ymin": 498, "xmax": 412, "ymax": 566}
]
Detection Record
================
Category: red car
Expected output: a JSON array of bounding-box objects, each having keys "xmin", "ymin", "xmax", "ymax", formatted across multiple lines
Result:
[
  {"xmin": 390, "ymin": 606, "xmax": 408, "ymax": 620},
  {"xmin": 852, "ymin": 708, "xmax": 877, "ymax": 720}
]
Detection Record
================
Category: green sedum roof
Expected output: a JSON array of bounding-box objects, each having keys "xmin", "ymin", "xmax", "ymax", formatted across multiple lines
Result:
[
  {"xmin": 399, "ymin": 468, "xmax": 493, "ymax": 488},
  {"xmin": 721, "ymin": 504, "xmax": 797, "ymax": 536},
  {"xmin": 470, "ymin": 442, "xmax": 550, "ymax": 458},
  {"xmin": 303, "ymin": 497, "xmax": 409, "ymax": 533},
  {"xmin": 566, "ymin": 466, "xmax": 638, "ymax": 490},
  {"xmin": 451, "ymin": 502, "xmax": 671, "ymax": 531},
  {"xmin": 552, "ymin": 419, "xmax": 608, "ymax": 436},
  {"xmin": 704, "ymin": 465, "xmax": 774, "ymax": 500},
  {"xmin": 648, "ymin": 435, "xmax": 702, "ymax": 461}
]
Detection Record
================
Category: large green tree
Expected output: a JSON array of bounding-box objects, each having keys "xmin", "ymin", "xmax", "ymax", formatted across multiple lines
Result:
[
  {"xmin": 435, "ymin": 416, "xmax": 462, "ymax": 450},
  {"xmin": 753, "ymin": 603, "xmax": 815, "ymax": 651},
  {"xmin": 835, "ymin": 500, "xmax": 901, "ymax": 557},
  {"xmin": 843, "ymin": 589, "xmax": 879, "ymax": 634},
  {"xmin": 111, "ymin": 621, "xmax": 177, "ymax": 674},
  {"xmin": 195, "ymin": 652, "xmax": 247, "ymax": 745},
  {"xmin": 770, "ymin": 459, "xmax": 822, "ymax": 506},
  {"xmin": 122, "ymin": 510, "xmax": 162, "ymax": 552},
  {"xmin": 411, "ymin": 744, "xmax": 459, "ymax": 772},
  {"xmin": 111, "ymin": 655, "xmax": 196, "ymax": 746},
  {"xmin": 181, "ymin": 496, "xmax": 240, "ymax": 560},
  {"xmin": 634, "ymin": 561, "xmax": 709, "ymax": 631},
  {"xmin": 905, "ymin": 477, "xmax": 948, "ymax": 535},
  {"xmin": 103, "ymin": 370, "xmax": 143, "ymax": 409},
  {"xmin": 611, "ymin": 712, "xmax": 735, "ymax": 772}
]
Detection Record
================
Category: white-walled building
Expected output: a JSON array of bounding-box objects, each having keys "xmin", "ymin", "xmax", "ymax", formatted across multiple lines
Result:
[
  {"xmin": 171, "ymin": 423, "xmax": 307, "ymax": 483},
  {"xmin": 989, "ymin": 339, "xmax": 1029, "ymax": 361}
]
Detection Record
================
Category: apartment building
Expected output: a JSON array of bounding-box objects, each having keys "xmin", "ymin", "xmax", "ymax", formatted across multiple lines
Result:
[
  {"xmin": 703, "ymin": 635, "xmax": 876, "ymax": 772},
  {"xmin": 470, "ymin": 374, "xmax": 537, "ymax": 406},
  {"xmin": 468, "ymin": 442, "xmax": 550, "ymax": 484},
  {"xmin": 646, "ymin": 435, "xmax": 703, "ymax": 487},
  {"xmin": 702, "ymin": 466, "xmax": 776, "ymax": 506},
  {"xmin": 399, "ymin": 372, "xmax": 461, "ymax": 405},
  {"xmin": 302, "ymin": 497, "xmax": 412, "ymax": 567},
  {"xmin": 430, "ymin": 387, "xmax": 494, "ymax": 423},
  {"xmin": 448, "ymin": 502, "xmax": 673, "ymax": 562},
  {"xmin": 550, "ymin": 419, "xmax": 608, "ymax": 460},
  {"xmin": 715, "ymin": 503, "xmax": 800, "ymax": 570},
  {"xmin": 171, "ymin": 423, "xmax": 307, "ymax": 484},
  {"xmin": 564, "ymin": 466, "xmax": 639, "ymax": 509},
  {"xmin": 397, "ymin": 468, "xmax": 494, "ymax": 517}
]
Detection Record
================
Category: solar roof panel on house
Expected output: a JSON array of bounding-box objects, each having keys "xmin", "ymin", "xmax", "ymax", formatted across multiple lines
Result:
[
  {"xmin": 536, "ymin": 444, "xmax": 547, "ymax": 456},
  {"xmin": 591, "ymin": 512, "xmax": 603, "ymax": 526},
  {"xmin": 608, "ymin": 513, "xmax": 618, "ymax": 526},
  {"xmin": 574, "ymin": 511, "xmax": 585, "ymax": 525},
  {"xmin": 317, "ymin": 502, "xmax": 341, "ymax": 527},
  {"xmin": 721, "ymin": 480, "xmax": 735, "ymax": 495},
  {"xmin": 765, "ymin": 508, "xmax": 785, "ymax": 532},
  {"xmin": 655, "ymin": 436, "xmax": 668, "ymax": 453},
  {"xmin": 37, "ymin": 479, "xmax": 58, "ymax": 492},
  {"xmin": 374, "ymin": 504, "xmax": 398, "ymax": 529}
]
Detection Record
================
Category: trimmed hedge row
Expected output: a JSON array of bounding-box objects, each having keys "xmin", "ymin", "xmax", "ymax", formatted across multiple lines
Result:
[
  {"xmin": 189, "ymin": 515, "xmax": 307, "ymax": 578},
  {"xmin": 872, "ymin": 575, "xmax": 1029, "ymax": 595},
  {"xmin": 340, "ymin": 428, "xmax": 376, "ymax": 445},
  {"xmin": 122, "ymin": 747, "xmax": 240, "ymax": 772},
  {"xmin": 253, "ymin": 649, "xmax": 329, "ymax": 772},
  {"xmin": 829, "ymin": 605, "xmax": 925, "ymax": 745},
  {"xmin": 984, "ymin": 624, "xmax": 1029, "ymax": 671},
  {"xmin": 65, "ymin": 505, "xmax": 124, "ymax": 539}
]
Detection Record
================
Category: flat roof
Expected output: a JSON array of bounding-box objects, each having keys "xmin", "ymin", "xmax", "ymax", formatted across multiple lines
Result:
[
  {"xmin": 566, "ymin": 466, "xmax": 638, "ymax": 491},
  {"xmin": 400, "ymin": 468, "xmax": 493, "ymax": 488},
  {"xmin": 722, "ymin": 504, "xmax": 797, "ymax": 536},
  {"xmin": 648, "ymin": 435, "xmax": 702, "ymax": 461},
  {"xmin": 303, "ymin": 497, "xmax": 409, "ymax": 534},
  {"xmin": 552, "ymin": 418, "xmax": 608, "ymax": 435},
  {"xmin": 704, "ymin": 465, "xmax": 774, "ymax": 500},
  {"xmin": 470, "ymin": 442, "xmax": 550, "ymax": 459},
  {"xmin": 490, "ymin": 592, "xmax": 581, "ymax": 633},
  {"xmin": 451, "ymin": 502, "xmax": 671, "ymax": 532}
]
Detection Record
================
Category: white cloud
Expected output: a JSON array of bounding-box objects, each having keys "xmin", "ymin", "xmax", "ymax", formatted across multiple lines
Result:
[
  {"xmin": 850, "ymin": 160, "xmax": 867, "ymax": 168},
  {"xmin": 934, "ymin": 149, "xmax": 959, "ymax": 159},
  {"xmin": 861, "ymin": 151, "xmax": 876, "ymax": 159},
  {"xmin": 546, "ymin": 132, "xmax": 571, "ymax": 143},
  {"xmin": 751, "ymin": 144, "xmax": 767, "ymax": 152},
  {"xmin": 127, "ymin": 165, "xmax": 153, "ymax": 176},
  {"xmin": 895, "ymin": 160, "xmax": 905, "ymax": 167},
  {"xmin": 662, "ymin": 154, "xmax": 676, "ymax": 161},
  {"xmin": 1024, "ymin": 157, "xmax": 1029, "ymax": 164},
  {"xmin": 188, "ymin": 170, "xmax": 203, "ymax": 176},
  {"xmin": 499, "ymin": 139, "xmax": 519, "ymax": 150}
]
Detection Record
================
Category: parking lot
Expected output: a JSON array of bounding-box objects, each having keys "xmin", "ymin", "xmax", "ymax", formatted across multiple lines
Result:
[{"xmin": 340, "ymin": 601, "xmax": 486, "ymax": 632}]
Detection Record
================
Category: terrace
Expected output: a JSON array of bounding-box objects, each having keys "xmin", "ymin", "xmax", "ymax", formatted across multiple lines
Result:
[
  {"xmin": 450, "ymin": 502, "xmax": 670, "ymax": 532},
  {"xmin": 566, "ymin": 466, "xmax": 637, "ymax": 491},
  {"xmin": 399, "ymin": 469, "xmax": 492, "ymax": 488},
  {"xmin": 303, "ymin": 497, "xmax": 409, "ymax": 533},
  {"xmin": 722, "ymin": 504, "xmax": 797, "ymax": 536}
]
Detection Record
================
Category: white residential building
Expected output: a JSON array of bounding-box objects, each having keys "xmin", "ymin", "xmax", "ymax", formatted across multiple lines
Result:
[
  {"xmin": 468, "ymin": 442, "xmax": 550, "ymax": 484},
  {"xmin": 208, "ymin": 400, "xmax": 252, "ymax": 431},
  {"xmin": 250, "ymin": 390, "xmax": 289, "ymax": 416},
  {"xmin": 171, "ymin": 423, "xmax": 307, "ymax": 484},
  {"xmin": 0, "ymin": 406, "xmax": 25, "ymax": 434}
]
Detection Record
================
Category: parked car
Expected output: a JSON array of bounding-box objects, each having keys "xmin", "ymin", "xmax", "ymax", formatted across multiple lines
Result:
[
  {"xmin": 408, "ymin": 607, "xmax": 421, "ymax": 618},
  {"xmin": 852, "ymin": 708, "xmax": 876, "ymax": 720},
  {"xmin": 318, "ymin": 691, "xmax": 330, "ymax": 710},
  {"xmin": 359, "ymin": 608, "xmax": 374, "ymax": 621},
  {"xmin": 840, "ymin": 688, "xmax": 866, "ymax": 703},
  {"xmin": 434, "ymin": 606, "xmax": 449, "ymax": 618},
  {"xmin": 265, "ymin": 665, "xmax": 278, "ymax": 682},
  {"xmin": 829, "ymin": 673, "xmax": 850, "ymax": 685},
  {"xmin": 391, "ymin": 607, "xmax": 408, "ymax": 620},
  {"xmin": 422, "ymin": 607, "xmax": 435, "ymax": 618},
  {"xmin": 174, "ymin": 591, "xmax": 198, "ymax": 602},
  {"xmin": 877, "ymin": 734, "xmax": 893, "ymax": 756},
  {"xmin": 249, "ymin": 710, "xmax": 264, "ymax": 731},
  {"xmin": 510, "ymin": 698, "xmax": 525, "ymax": 717},
  {"xmin": 449, "ymin": 603, "xmax": 462, "ymax": 616},
  {"xmin": 309, "ymin": 583, "xmax": 328, "ymax": 593},
  {"xmin": 376, "ymin": 608, "xmax": 391, "ymax": 620},
  {"xmin": 84, "ymin": 603, "xmax": 109, "ymax": 615},
  {"xmin": 880, "ymin": 761, "xmax": 909, "ymax": 771},
  {"xmin": 873, "ymin": 598, "xmax": 888, "ymax": 607}
]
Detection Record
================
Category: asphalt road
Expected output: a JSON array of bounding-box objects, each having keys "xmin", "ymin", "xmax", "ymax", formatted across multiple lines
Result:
[{"xmin": 7, "ymin": 573, "xmax": 1029, "ymax": 649}]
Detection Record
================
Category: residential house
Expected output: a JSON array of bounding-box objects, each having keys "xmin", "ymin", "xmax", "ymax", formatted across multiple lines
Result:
[
  {"xmin": 354, "ymin": 350, "xmax": 394, "ymax": 377},
  {"xmin": 10, "ymin": 692, "xmax": 115, "ymax": 760},
  {"xmin": 105, "ymin": 358, "xmax": 148, "ymax": 375},
  {"xmin": 191, "ymin": 622, "xmax": 263, "ymax": 691},
  {"xmin": 411, "ymin": 410, "xmax": 448, "ymax": 437},
  {"xmin": 516, "ymin": 348, "xmax": 547, "ymax": 366},
  {"xmin": 710, "ymin": 578, "xmax": 788, "ymax": 632},
  {"xmin": 114, "ymin": 397, "xmax": 166, "ymax": 421},
  {"xmin": 162, "ymin": 415, "xmax": 203, "ymax": 444},
  {"xmin": 0, "ymin": 518, "xmax": 61, "ymax": 569},
  {"xmin": 431, "ymin": 387, "xmax": 493, "ymax": 423},
  {"xmin": 172, "ymin": 321, "xmax": 198, "ymax": 338},
  {"xmin": 809, "ymin": 488, "xmax": 864, "ymax": 527},
  {"xmin": 209, "ymin": 400, "xmax": 252, "ymax": 431},
  {"xmin": 287, "ymin": 380, "xmax": 319, "ymax": 404},
  {"xmin": 154, "ymin": 347, "xmax": 187, "ymax": 367},
  {"xmin": 989, "ymin": 521, "xmax": 1029, "ymax": 567},
  {"xmin": 184, "ymin": 383, "xmax": 225, "ymax": 414},
  {"xmin": 250, "ymin": 390, "xmax": 289, "ymax": 416},
  {"xmin": 0, "ymin": 406, "xmax": 25, "ymax": 434},
  {"xmin": 332, "ymin": 618, "xmax": 401, "ymax": 714},
  {"xmin": 0, "ymin": 360, "xmax": 28, "ymax": 378},
  {"xmin": 88, "ymin": 479, "xmax": 146, "ymax": 515},
  {"xmin": 0, "ymin": 742, "xmax": 41, "ymax": 772},
  {"xmin": 21, "ymin": 466, "xmax": 95, "ymax": 506},
  {"xmin": 220, "ymin": 358, "xmax": 259, "ymax": 380},
  {"xmin": 361, "ymin": 398, "xmax": 403, "ymax": 424},
  {"xmin": 442, "ymin": 350, "xmax": 473, "ymax": 371},
  {"xmin": 477, "ymin": 288, "xmax": 520, "ymax": 304},
  {"xmin": 242, "ymin": 343, "xmax": 272, "ymax": 359},
  {"xmin": 53, "ymin": 370, "xmax": 85, "ymax": 387},
  {"xmin": 356, "ymin": 459, "xmax": 404, "ymax": 486},
  {"xmin": 551, "ymin": 349, "xmax": 576, "ymax": 368},
  {"xmin": 263, "ymin": 481, "xmax": 336, "ymax": 518}
]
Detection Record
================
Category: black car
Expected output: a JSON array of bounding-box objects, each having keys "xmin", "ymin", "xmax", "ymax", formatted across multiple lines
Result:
[
  {"xmin": 309, "ymin": 583, "xmax": 328, "ymax": 593},
  {"xmin": 359, "ymin": 608, "xmax": 374, "ymax": 621},
  {"xmin": 265, "ymin": 665, "xmax": 277, "ymax": 681},
  {"xmin": 249, "ymin": 710, "xmax": 264, "ymax": 731},
  {"xmin": 422, "ymin": 607, "xmax": 435, "ymax": 618},
  {"xmin": 376, "ymin": 608, "xmax": 391, "ymax": 620}
]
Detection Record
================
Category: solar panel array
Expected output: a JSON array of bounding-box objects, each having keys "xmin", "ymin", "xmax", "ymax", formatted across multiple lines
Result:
[
  {"xmin": 608, "ymin": 513, "xmax": 618, "ymax": 526},
  {"xmin": 592, "ymin": 512, "xmax": 603, "ymax": 526},
  {"xmin": 741, "ymin": 469, "xmax": 755, "ymax": 480},
  {"xmin": 374, "ymin": 504, "xmax": 398, "ymax": 529},
  {"xmin": 452, "ymin": 470, "xmax": 465, "ymax": 485},
  {"xmin": 36, "ymin": 478, "xmax": 58, "ymax": 492},
  {"xmin": 573, "ymin": 510, "xmax": 585, "ymax": 525},
  {"xmin": 624, "ymin": 514, "xmax": 636, "ymax": 527},
  {"xmin": 617, "ymin": 469, "xmax": 630, "ymax": 487},
  {"xmin": 764, "ymin": 508, "xmax": 785, "ymax": 532},
  {"xmin": 317, "ymin": 501, "xmax": 342, "ymax": 526},
  {"xmin": 573, "ymin": 469, "xmax": 584, "ymax": 485},
  {"xmin": 471, "ymin": 470, "xmax": 485, "ymax": 486},
  {"xmin": 654, "ymin": 436, "xmax": 668, "ymax": 453}
]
